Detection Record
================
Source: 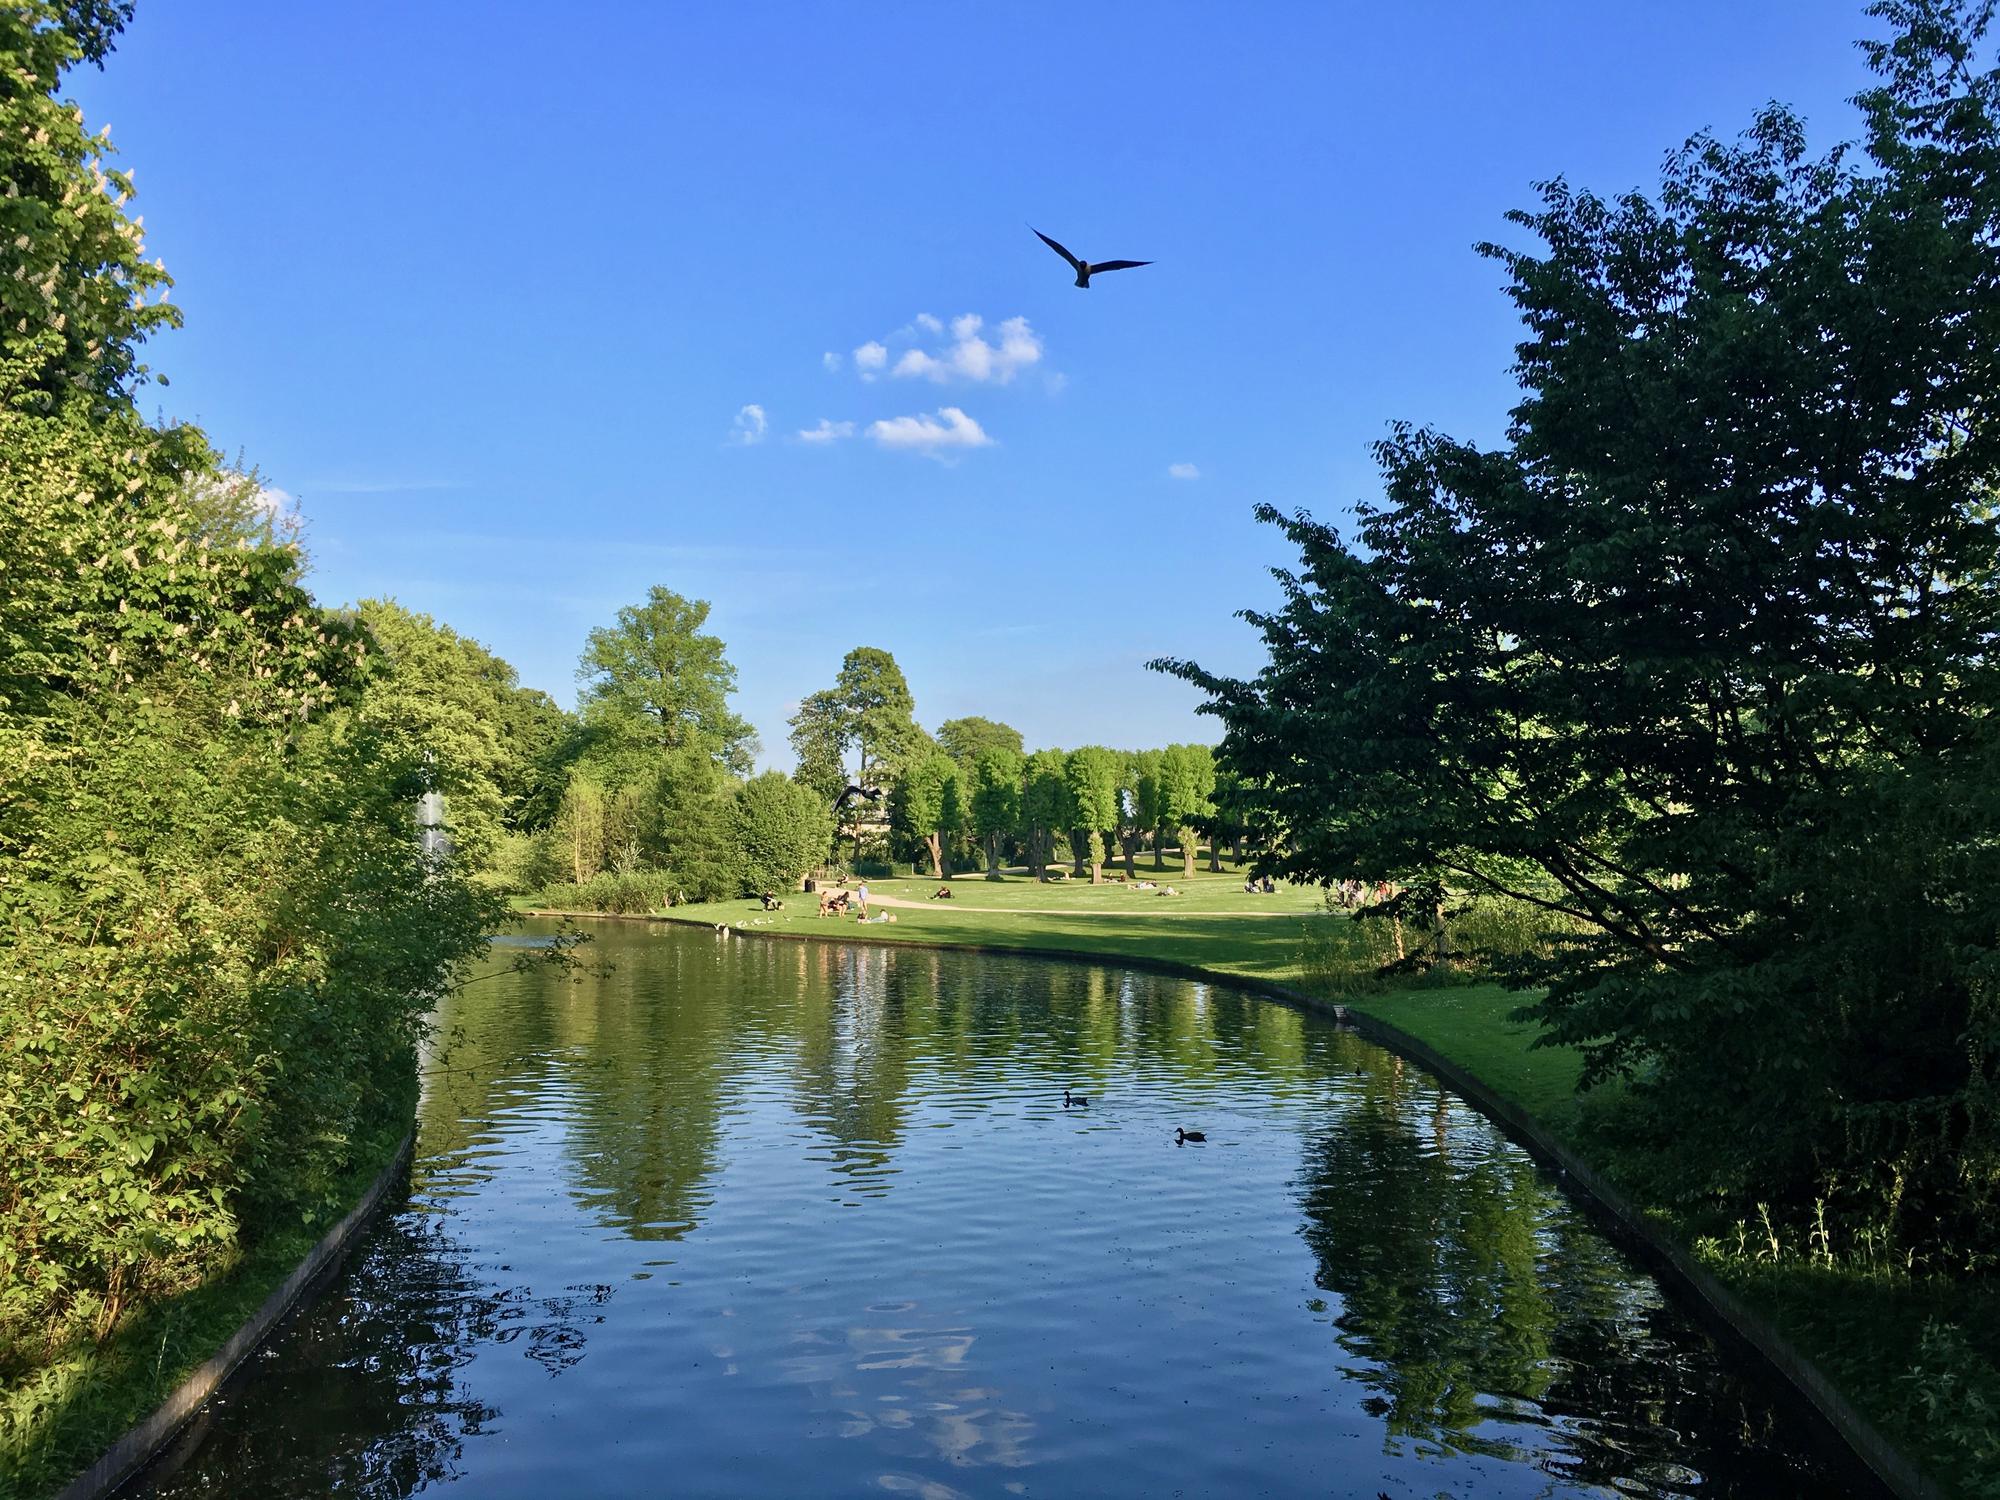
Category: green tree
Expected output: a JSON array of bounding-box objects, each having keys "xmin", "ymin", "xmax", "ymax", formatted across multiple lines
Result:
[
  {"xmin": 1132, "ymin": 748, "xmax": 1167, "ymax": 870},
  {"xmin": 1019, "ymin": 748, "xmax": 1073, "ymax": 881},
  {"xmin": 833, "ymin": 645, "xmax": 924, "ymax": 782},
  {"xmin": 549, "ymin": 770, "xmax": 607, "ymax": 883},
  {"xmin": 787, "ymin": 689, "xmax": 849, "ymax": 805},
  {"xmin": 735, "ymin": 772, "xmax": 835, "ymax": 894},
  {"xmin": 1157, "ymin": 2, "xmax": 2000, "ymax": 1263},
  {"xmin": 1064, "ymin": 746, "xmax": 1122, "ymax": 884},
  {"xmin": 650, "ymin": 746, "xmax": 740, "ymax": 902},
  {"xmin": 969, "ymin": 745, "xmax": 1024, "ymax": 879},
  {"xmin": 937, "ymin": 716, "xmax": 1024, "ymax": 777},
  {"xmin": 895, "ymin": 750, "xmax": 962, "ymax": 880},
  {"xmin": 576, "ymin": 586, "xmax": 754, "ymax": 771},
  {"xmin": 1157, "ymin": 744, "xmax": 1216, "ymax": 880}
]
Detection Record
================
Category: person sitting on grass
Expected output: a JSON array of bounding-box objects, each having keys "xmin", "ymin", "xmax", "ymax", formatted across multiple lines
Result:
[
  {"xmin": 929, "ymin": 886, "xmax": 953, "ymax": 900},
  {"xmin": 760, "ymin": 891, "xmax": 785, "ymax": 911},
  {"xmin": 1160, "ymin": 885, "xmax": 1180, "ymax": 897}
]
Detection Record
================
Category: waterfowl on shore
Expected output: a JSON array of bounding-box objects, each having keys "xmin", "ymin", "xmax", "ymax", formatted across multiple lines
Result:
[
  {"xmin": 1175, "ymin": 1128, "xmax": 1206, "ymax": 1144},
  {"xmin": 1064, "ymin": 1088, "xmax": 1088, "ymax": 1108}
]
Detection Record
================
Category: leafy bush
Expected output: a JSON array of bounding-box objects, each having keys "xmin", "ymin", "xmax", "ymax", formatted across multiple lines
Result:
[{"xmin": 533, "ymin": 871, "xmax": 678, "ymax": 914}]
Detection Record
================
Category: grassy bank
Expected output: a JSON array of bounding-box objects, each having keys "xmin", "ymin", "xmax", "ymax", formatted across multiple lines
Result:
[
  {"xmin": 527, "ymin": 871, "xmax": 1996, "ymax": 1498},
  {"xmin": 0, "ymin": 1085, "xmax": 414, "ymax": 1500}
]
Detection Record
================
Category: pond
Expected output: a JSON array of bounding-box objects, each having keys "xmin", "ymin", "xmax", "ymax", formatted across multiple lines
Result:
[{"xmin": 137, "ymin": 921, "xmax": 1862, "ymax": 1498}]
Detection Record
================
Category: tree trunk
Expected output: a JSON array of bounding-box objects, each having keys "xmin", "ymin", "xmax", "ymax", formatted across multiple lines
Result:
[
  {"xmin": 986, "ymin": 830, "xmax": 1002, "ymax": 879},
  {"xmin": 1028, "ymin": 826, "xmax": 1044, "ymax": 880},
  {"xmin": 926, "ymin": 831, "xmax": 945, "ymax": 881},
  {"xmin": 1232, "ymin": 833, "xmax": 1245, "ymax": 865},
  {"xmin": 1122, "ymin": 832, "xmax": 1137, "ymax": 879},
  {"xmin": 1208, "ymin": 837, "xmax": 1222, "ymax": 874},
  {"xmin": 1072, "ymin": 830, "xmax": 1086, "ymax": 878},
  {"xmin": 1153, "ymin": 830, "xmax": 1165, "ymax": 871},
  {"xmin": 1178, "ymin": 826, "xmax": 1198, "ymax": 881}
]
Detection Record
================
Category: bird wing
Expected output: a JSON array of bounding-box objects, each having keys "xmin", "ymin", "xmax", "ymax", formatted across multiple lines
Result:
[
  {"xmin": 1032, "ymin": 227, "xmax": 1082, "ymax": 270},
  {"xmin": 1087, "ymin": 259, "xmax": 1152, "ymax": 274}
]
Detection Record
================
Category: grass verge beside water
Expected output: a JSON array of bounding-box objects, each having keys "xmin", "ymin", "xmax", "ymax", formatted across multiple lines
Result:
[
  {"xmin": 0, "ymin": 1084, "xmax": 414, "ymax": 1500},
  {"xmin": 531, "ymin": 869, "xmax": 1996, "ymax": 1498}
]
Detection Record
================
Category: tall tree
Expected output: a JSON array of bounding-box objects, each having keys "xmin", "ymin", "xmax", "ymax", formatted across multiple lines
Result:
[
  {"xmin": 1133, "ymin": 749, "xmax": 1167, "ymax": 870},
  {"xmin": 787, "ymin": 689, "xmax": 848, "ymax": 805},
  {"xmin": 576, "ymin": 587, "xmax": 754, "ymax": 772},
  {"xmin": 1019, "ymin": 748, "xmax": 1073, "ymax": 881},
  {"xmin": 1118, "ymin": 750, "xmax": 1156, "ymax": 878},
  {"xmin": 937, "ymin": 716, "xmax": 1024, "ymax": 776},
  {"xmin": 736, "ymin": 772, "xmax": 835, "ymax": 894},
  {"xmin": 833, "ymin": 646, "xmax": 922, "ymax": 782},
  {"xmin": 1064, "ymin": 746, "xmax": 1123, "ymax": 884},
  {"xmin": 1156, "ymin": 2, "xmax": 2000, "ymax": 1262},
  {"xmin": 1157, "ymin": 744, "xmax": 1216, "ymax": 880},
  {"xmin": 895, "ymin": 750, "xmax": 962, "ymax": 880},
  {"xmin": 969, "ymin": 745, "xmax": 1024, "ymax": 879}
]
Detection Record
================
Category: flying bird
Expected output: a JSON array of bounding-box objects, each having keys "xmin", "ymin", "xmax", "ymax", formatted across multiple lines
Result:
[{"xmin": 1032, "ymin": 227, "xmax": 1152, "ymax": 288}]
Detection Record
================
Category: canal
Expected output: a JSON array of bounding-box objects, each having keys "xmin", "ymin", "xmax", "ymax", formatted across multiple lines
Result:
[{"xmin": 137, "ymin": 921, "xmax": 1859, "ymax": 1497}]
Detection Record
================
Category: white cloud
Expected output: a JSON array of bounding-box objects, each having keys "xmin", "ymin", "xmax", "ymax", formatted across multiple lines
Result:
[
  {"xmin": 251, "ymin": 483, "xmax": 296, "ymax": 515},
  {"xmin": 822, "ymin": 351, "xmax": 841, "ymax": 373},
  {"xmin": 853, "ymin": 340, "xmax": 889, "ymax": 379},
  {"xmin": 797, "ymin": 419, "xmax": 855, "ymax": 444},
  {"xmin": 883, "ymin": 313, "xmax": 1043, "ymax": 385},
  {"xmin": 867, "ymin": 406, "xmax": 994, "ymax": 456},
  {"xmin": 915, "ymin": 313, "xmax": 944, "ymax": 334},
  {"xmin": 1167, "ymin": 462, "xmax": 1201, "ymax": 481},
  {"xmin": 728, "ymin": 403, "xmax": 768, "ymax": 445}
]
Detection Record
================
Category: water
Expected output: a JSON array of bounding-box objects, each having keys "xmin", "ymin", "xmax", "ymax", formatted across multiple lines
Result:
[{"xmin": 138, "ymin": 922, "xmax": 1860, "ymax": 1498}]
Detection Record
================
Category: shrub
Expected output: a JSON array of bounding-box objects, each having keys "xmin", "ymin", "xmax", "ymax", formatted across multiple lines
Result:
[{"xmin": 532, "ymin": 871, "xmax": 678, "ymax": 914}]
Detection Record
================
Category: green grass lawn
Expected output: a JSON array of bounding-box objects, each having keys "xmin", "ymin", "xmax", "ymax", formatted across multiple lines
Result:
[{"xmin": 602, "ymin": 869, "xmax": 1334, "ymax": 988}]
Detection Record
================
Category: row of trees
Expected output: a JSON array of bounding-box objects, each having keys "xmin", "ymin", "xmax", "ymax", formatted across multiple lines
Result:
[
  {"xmin": 371, "ymin": 594, "xmax": 1241, "ymax": 900},
  {"xmin": 1160, "ymin": 1, "xmax": 2000, "ymax": 1269}
]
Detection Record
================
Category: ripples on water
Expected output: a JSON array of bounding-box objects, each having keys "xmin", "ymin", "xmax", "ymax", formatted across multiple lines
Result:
[{"xmin": 138, "ymin": 923, "xmax": 1858, "ymax": 1498}]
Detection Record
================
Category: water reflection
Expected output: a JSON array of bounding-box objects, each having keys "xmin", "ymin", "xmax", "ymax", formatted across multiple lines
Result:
[{"xmin": 138, "ymin": 923, "xmax": 1857, "ymax": 1499}]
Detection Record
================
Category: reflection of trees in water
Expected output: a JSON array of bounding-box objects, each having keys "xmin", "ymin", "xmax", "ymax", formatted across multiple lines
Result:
[
  {"xmin": 556, "ymin": 935, "xmax": 743, "ymax": 1240},
  {"xmin": 1295, "ymin": 1083, "xmax": 1834, "ymax": 1495},
  {"xmin": 143, "ymin": 1207, "xmax": 611, "ymax": 1500}
]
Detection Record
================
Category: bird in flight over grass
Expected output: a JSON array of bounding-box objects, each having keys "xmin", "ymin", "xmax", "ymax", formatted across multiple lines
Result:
[{"xmin": 1032, "ymin": 227, "xmax": 1152, "ymax": 288}]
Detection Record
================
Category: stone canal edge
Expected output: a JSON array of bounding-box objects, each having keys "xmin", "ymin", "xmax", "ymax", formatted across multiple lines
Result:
[{"xmin": 56, "ymin": 1131, "xmax": 415, "ymax": 1500}]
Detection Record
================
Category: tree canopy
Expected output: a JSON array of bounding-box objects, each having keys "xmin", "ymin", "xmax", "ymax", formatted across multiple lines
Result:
[
  {"xmin": 577, "ymin": 586, "xmax": 754, "ymax": 772},
  {"xmin": 1157, "ymin": 0, "xmax": 2000, "ymax": 1264}
]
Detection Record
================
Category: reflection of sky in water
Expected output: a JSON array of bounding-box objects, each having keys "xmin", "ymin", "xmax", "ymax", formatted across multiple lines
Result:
[{"xmin": 139, "ymin": 923, "xmax": 1860, "ymax": 1500}]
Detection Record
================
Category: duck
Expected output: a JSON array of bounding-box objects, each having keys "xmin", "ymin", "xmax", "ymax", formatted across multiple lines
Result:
[
  {"xmin": 1174, "ymin": 1128, "xmax": 1206, "ymax": 1144},
  {"xmin": 1064, "ymin": 1088, "xmax": 1088, "ymax": 1108}
]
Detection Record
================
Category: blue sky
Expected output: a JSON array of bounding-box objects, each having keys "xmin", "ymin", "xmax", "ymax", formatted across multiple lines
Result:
[{"xmin": 74, "ymin": 2, "xmax": 1880, "ymax": 767}]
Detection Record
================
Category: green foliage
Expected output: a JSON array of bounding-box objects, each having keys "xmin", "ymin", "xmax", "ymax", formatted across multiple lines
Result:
[
  {"xmin": 575, "ymin": 586, "xmax": 754, "ymax": 773},
  {"xmin": 1160, "ymin": 2, "xmax": 2000, "ymax": 1269},
  {"xmin": 969, "ymin": 745, "xmax": 1024, "ymax": 875},
  {"xmin": 533, "ymin": 871, "xmax": 679, "ymax": 915},
  {"xmin": 787, "ymin": 689, "xmax": 848, "ymax": 804},
  {"xmin": 830, "ymin": 646, "xmax": 924, "ymax": 780},
  {"xmin": 936, "ymin": 716, "xmax": 1023, "ymax": 777},
  {"xmin": 1156, "ymin": 743, "xmax": 1216, "ymax": 878},
  {"xmin": 1063, "ymin": 746, "xmax": 1121, "ymax": 879},
  {"xmin": 0, "ymin": 13, "xmax": 495, "ymax": 1461},
  {"xmin": 734, "ymin": 772, "xmax": 833, "ymax": 894},
  {"xmin": 1019, "ymin": 747, "xmax": 1072, "ymax": 878},
  {"xmin": 893, "ymin": 750, "xmax": 962, "ymax": 879},
  {"xmin": 648, "ymin": 747, "xmax": 741, "ymax": 904}
]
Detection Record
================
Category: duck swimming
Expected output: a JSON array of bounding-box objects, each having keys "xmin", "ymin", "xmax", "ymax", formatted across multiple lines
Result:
[
  {"xmin": 1064, "ymin": 1088, "xmax": 1088, "ymax": 1108},
  {"xmin": 1174, "ymin": 1128, "xmax": 1206, "ymax": 1144}
]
